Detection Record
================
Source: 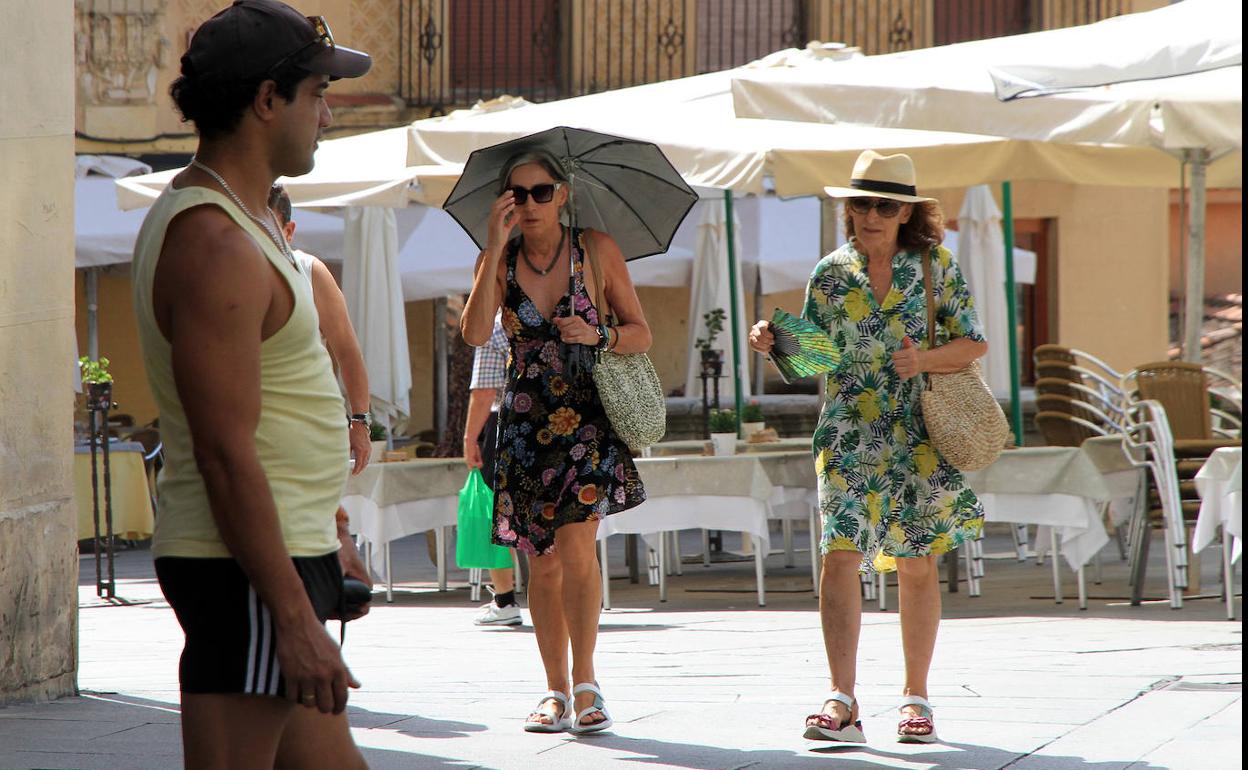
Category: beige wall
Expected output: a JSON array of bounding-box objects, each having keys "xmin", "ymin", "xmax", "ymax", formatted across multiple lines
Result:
[
  {"xmin": 929, "ymin": 182, "xmax": 1171, "ymax": 373},
  {"xmin": 75, "ymin": 0, "xmax": 398, "ymax": 146},
  {"xmin": 1169, "ymin": 189, "xmax": 1242, "ymax": 298},
  {"xmin": 74, "ymin": 268, "xmax": 158, "ymax": 426},
  {"xmin": 1, "ymin": 1, "xmax": 79, "ymax": 704}
]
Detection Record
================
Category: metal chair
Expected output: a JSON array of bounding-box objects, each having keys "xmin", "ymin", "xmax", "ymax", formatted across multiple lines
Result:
[{"xmin": 1119, "ymin": 400, "xmax": 1190, "ymax": 608}]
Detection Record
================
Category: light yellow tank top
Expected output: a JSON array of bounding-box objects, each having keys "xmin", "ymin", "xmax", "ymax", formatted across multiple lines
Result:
[{"xmin": 131, "ymin": 184, "xmax": 347, "ymax": 558}]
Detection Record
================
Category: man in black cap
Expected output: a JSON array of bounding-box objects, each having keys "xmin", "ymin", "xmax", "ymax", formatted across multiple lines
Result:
[{"xmin": 129, "ymin": 2, "xmax": 372, "ymax": 767}]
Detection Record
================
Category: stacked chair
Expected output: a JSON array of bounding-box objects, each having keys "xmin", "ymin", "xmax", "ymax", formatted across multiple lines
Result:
[
  {"xmin": 1032, "ymin": 346, "xmax": 1242, "ymax": 609},
  {"xmin": 1121, "ymin": 362, "xmax": 1241, "ymax": 605}
]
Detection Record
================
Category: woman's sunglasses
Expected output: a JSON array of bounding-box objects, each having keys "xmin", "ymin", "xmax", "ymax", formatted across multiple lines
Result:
[
  {"xmin": 507, "ymin": 182, "xmax": 562, "ymax": 205},
  {"xmin": 848, "ymin": 197, "xmax": 904, "ymax": 218}
]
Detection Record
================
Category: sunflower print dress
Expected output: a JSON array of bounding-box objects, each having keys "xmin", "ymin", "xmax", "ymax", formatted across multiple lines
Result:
[
  {"xmin": 805, "ymin": 241, "xmax": 985, "ymax": 573},
  {"xmin": 491, "ymin": 230, "xmax": 646, "ymax": 556}
]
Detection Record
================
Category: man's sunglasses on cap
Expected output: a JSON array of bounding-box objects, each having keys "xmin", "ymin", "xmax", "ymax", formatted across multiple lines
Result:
[
  {"xmin": 848, "ymin": 197, "xmax": 904, "ymax": 218},
  {"xmin": 268, "ymin": 15, "xmax": 334, "ymax": 73},
  {"xmin": 508, "ymin": 183, "xmax": 562, "ymax": 205}
]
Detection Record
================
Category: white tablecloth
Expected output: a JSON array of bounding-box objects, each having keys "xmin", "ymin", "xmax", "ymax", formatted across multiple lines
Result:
[
  {"xmin": 1193, "ymin": 447, "xmax": 1242, "ymax": 563},
  {"xmin": 965, "ymin": 445, "xmax": 1138, "ymax": 571},
  {"xmin": 601, "ymin": 453, "xmax": 817, "ymax": 552},
  {"xmin": 341, "ymin": 459, "xmax": 466, "ymax": 566}
]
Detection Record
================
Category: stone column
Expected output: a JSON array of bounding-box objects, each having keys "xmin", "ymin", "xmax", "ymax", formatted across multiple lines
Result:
[{"xmin": 1, "ymin": 0, "xmax": 79, "ymax": 704}]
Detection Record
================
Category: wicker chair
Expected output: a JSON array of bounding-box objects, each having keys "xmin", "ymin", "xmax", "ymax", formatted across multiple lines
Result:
[
  {"xmin": 1035, "ymin": 410, "xmax": 1108, "ymax": 447},
  {"xmin": 1125, "ymin": 362, "xmax": 1241, "ymax": 457}
]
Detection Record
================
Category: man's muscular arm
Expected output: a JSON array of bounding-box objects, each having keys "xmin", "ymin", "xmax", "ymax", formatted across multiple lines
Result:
[{"xmin": 157, "ymin": 206, "xmax": 357, "ymax": 714}]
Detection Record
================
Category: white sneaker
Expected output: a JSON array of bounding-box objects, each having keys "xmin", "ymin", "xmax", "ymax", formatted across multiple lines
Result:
[{"xmin": 474, "ymin": 601, "xmax": 522, "ymax": 626}]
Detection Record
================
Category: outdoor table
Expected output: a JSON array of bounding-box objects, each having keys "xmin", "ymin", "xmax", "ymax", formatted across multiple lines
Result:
[
  {"xmin": 599, "ymin": 451, "xmax": 818, "ymax": 607},
  {"xmin": 341, "ymin": 458, "xmax": 467, "ymax": 601},
  {"xmin": 73, "ymin": 441, "xmax": 153, "ymax": 541},
  {"xmin": 964, "ymin": 443, "xmax": 1140, "ymax": 609},
  {"xmin": 1193, "ymin": 447, "xmax": 1241, "ymax": 620},
  {"xmin": 647, "ymin": 437, "xmax": 812, "ymax": 456}
]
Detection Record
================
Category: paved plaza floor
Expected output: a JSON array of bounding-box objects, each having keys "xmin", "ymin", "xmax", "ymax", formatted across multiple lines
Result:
[{"xmin": 0, "ymin": 525, "xmax": 1241, "ymax": 770}]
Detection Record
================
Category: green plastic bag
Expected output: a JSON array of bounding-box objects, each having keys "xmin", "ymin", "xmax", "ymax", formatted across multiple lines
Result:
[{"xmin": 455, "ymin": 468, "xmax": 513, "ymax": 570}]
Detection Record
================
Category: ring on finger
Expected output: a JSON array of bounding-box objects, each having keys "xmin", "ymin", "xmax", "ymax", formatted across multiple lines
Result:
[{"xmin": 301, "ymin": 692, "xmax": 316, "ymax": 705}]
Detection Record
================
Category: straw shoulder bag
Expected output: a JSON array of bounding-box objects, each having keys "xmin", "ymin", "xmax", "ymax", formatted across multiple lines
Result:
[
  {"xmin": 582, "ymin": 234, "xmax": 666, "ymax": 452},
  {"xmin": 919, "ymin": 248, "xmax": 1009, "ymax": 471}
]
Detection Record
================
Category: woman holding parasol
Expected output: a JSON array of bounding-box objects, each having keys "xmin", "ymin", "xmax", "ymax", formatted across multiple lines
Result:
[{"xmin": 456, "ymin": 129, "xmax": 694, "ymax": 734}]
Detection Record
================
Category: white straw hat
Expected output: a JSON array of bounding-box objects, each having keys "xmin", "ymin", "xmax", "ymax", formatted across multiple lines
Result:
[{"xmin": 823, "ymin": 150, "xmax": 935, "ymax": 203}]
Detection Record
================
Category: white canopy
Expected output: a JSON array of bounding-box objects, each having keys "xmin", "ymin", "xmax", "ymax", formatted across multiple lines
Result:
[
  {"xmin": 76, "ymin": 174, "xmax": 347, "ymax": 269},
  {"xmin": 732, "ymin": 0, "xmax": 1242, "ymax": 164},
  {"xmin": 406, "ymin": 53, "xmax": 1193, "ymax": 201},
  {"xmin": 115, "ymin": 127, "xmax": 423, "ymax": 211}
]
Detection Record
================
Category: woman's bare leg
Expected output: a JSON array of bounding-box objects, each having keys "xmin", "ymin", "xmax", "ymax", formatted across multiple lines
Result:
[
  {"xmin": 553, "ymin": 521, "xmax": 605, "ymax": 725},
  {"xmin": 526, "ymin": 551, "xmax": 569, "ymax": 725},
  {"xmin": 895, "ymin": 554, "xmax": 940, "ymax": 732},
  {"xmin": 818, "ymin": 550, "xmax": 865, "ymax": 724}
]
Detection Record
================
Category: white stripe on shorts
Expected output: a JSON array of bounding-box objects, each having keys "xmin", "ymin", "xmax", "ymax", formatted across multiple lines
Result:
[{"xmin": 245, "ymin": 588, "xmax": 259, "ymax": 693}]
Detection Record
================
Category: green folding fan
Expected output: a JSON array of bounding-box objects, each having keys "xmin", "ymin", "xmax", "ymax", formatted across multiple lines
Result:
[{"xmin": 768, "ymin": 308, "xmax": 839, "ymax": 384}]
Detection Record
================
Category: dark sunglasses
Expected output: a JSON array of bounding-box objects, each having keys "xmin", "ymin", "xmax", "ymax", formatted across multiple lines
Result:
[
  {"xmin": 268, "ymin": 15, "xmax": 334, "ymax": 74},
  {"xmin": 848, "ymin": 197, "xmax": 904, "ymax": 218},
  {"xmin": 507, "ymin": 182, "xmax": 562, "ymax": 205}
]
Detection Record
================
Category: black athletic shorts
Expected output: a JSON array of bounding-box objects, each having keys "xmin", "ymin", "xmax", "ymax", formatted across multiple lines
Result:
[
  {"xmin": 478, "ymin": 411, "xmax": 499, "ymax": 492},
  {"xmin": 155, "ymin": 553, "xmax": 342, "ymax": 696}
]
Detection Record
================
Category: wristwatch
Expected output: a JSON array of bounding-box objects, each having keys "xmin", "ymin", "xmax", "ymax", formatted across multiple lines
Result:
[
  {"xmin": 348, "ymin": 412, "xmax": 370, "ymax": 426},
  {"xmin": 595, "ymin": 324, "xmax": 609, "ymax": 351}
]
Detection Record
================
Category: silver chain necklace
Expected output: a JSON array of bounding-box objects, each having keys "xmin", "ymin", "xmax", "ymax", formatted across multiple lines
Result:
[{"xmin": 190, "ymin": 158, "xmax": 295, "ymax": 265}]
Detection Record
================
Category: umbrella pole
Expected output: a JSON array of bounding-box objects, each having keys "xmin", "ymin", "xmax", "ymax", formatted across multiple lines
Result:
[
  {"xmin": 1181, "ymin": 149, "xmax": 1209, "ymax": 363},
  {"xmin": 724, "ymin": 191, "xmax": 744, "ymax": 432},
  {"xmin": 1001, "ymin": 182, "xmax": 1023, "ymax": 447}
]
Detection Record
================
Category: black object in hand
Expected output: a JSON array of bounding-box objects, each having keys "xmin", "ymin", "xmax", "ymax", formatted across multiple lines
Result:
[{"xmin": 342, "ymin": 577, "xmax": 373, "ymax": 616}]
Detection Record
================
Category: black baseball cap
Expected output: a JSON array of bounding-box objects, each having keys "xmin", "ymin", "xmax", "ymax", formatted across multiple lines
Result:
[{"xmin": 182, "ymin": 0, "xmax": 371, "ymax": 82}]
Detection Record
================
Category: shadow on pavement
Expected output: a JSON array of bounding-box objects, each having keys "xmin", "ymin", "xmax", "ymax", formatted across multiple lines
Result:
[{"xmin": 564, "ymin": 732, "xmax": 1178, "ymax": 770}]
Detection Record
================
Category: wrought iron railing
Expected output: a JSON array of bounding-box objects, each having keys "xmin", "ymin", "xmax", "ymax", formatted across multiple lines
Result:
[
  {"xmin": 398, "ymin": 1, "xmax": 812, "ymax": 113},
  {"xmin": 395, "ymin": 0, "xmax": 1127, "ymax": 112}
]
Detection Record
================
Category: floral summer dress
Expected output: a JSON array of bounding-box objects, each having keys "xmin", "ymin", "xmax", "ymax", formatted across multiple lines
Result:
[
  {"xmin": 491, "ymin": 230, "xmax": 646, "ymax": 556},
  {"xmin": 805, "ymin": 241, "xmax": 985, "ymax": 573}
]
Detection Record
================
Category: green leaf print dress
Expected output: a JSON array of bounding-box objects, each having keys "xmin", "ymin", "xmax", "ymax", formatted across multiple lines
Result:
[{"xmin": 805, "ymin": 241, "xmax": 985, "ymax": 573}]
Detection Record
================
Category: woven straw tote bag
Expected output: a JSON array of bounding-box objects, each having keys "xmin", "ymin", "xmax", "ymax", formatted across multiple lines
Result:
[
  {"xmin": 583, "ymin": 235, "xmax": 667, "ymax": 452},
  {"xmin": 919, "ymin": 248, "xmax": 1010, "ymax": 471}
]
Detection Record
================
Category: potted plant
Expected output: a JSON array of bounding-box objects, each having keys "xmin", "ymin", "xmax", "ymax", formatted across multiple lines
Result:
[
  {"xmin": 740, "ymin": 400, "xmax": 765, "ymax": 438},
  {"xmin": 79, "ymin": 356, "xmax": 113, "ymax": 412},
  {"xmin": 695, "ymin": 308, "xmax": 727, "ymax": 377},
  {"xmin": 708, "ymin": 408, "xmax": 738, "ymax": 456}
]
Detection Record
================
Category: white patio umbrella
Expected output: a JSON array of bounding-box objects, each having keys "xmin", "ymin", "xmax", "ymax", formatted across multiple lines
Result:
[
  {"xmin": 731, "ymin": 0, "xmax": 1243, "ymax": 361},
  {"xmin": 341, "ymin": 207, "xmax": 411, "ymax": 430},
  {"xmin": 957, "ymin": 186, "xmax": 1011, "ymax": 398},
  {"xmin": 684, "ymin": 197, "xmax": 751, "ymax": 407}
]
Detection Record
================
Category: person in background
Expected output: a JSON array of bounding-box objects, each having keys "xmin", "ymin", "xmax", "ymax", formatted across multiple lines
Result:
[
  {"xmin": 271, "ymin": 186, "xmax": 373, "ymax": 602},
  {"xmin": 268, "ymin": 185, "xmax": 372, "ymax": 479},
  {"xmin": 463, "ymin": 313, "xmax": 521, "ymax": 627}
]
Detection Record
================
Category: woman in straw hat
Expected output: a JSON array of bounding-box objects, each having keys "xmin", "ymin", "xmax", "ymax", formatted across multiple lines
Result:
[{"xmin": 749, "ymin": 150, "xmax": 988, "ymax": 745}]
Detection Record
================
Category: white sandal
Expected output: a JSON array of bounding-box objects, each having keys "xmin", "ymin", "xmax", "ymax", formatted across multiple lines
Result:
[
  {"xmin": 522, "ymin": 690, "xmax": 571, "ymax": 733},
  {"xmin": 568, "ymin": 682, "xmax": 613, "ymax": 735},
  {"xmin": 897, "ymin": 694, "xmax": 938, "ymax": 744},
  {"xmin": 803, "ymin": 692, "xmax": 866, "ymax": 743}
]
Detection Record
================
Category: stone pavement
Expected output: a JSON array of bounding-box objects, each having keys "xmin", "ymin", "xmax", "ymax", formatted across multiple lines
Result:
[{"xmin": 0, "ymin": 525, "xmax": 1240, "ymax": 770}]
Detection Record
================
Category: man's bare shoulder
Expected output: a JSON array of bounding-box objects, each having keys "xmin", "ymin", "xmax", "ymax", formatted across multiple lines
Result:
[
  {"xmin": 157, "ymin": 203, "xmax": 271, "ymax": 313},
  {"xmin": 161, "ymin": 203, "xmax": 270, "ymax": 278}
]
